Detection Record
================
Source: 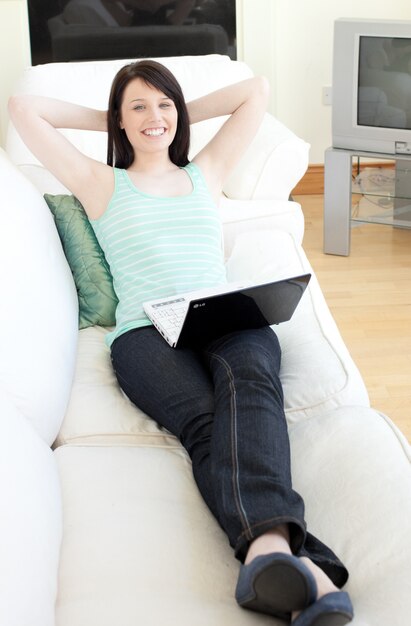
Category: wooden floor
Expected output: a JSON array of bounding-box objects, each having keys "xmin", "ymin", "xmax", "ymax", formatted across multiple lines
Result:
[{"xmin": 295, "ymin": 194, "xmax": 411, "ymax": 442}]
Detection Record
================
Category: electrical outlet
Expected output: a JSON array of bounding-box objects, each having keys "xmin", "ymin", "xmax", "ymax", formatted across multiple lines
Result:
[{"xmin": 322, "ymin": 86, "xmax": 332, "ymax": 105}]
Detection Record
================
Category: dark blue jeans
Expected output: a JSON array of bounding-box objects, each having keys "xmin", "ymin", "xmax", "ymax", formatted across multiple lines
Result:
[{"xmin": 111, "ymin": 326, "xmax": 348, "ymax": 587}]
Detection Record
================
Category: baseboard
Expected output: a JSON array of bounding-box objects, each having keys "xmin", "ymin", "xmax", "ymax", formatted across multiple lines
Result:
[
  {"xmin": 292, "ymin": 165, "xmax": 325, "ymax": 195},
  {"xmin": 292, "ymin": 160, "xmax": 395, "ymax": 195}
]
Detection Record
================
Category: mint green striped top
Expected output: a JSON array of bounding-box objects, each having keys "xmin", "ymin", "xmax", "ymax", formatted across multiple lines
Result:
[{"xmin": 90, "ymin": 162, "xmax": 227, "ymax": 347}]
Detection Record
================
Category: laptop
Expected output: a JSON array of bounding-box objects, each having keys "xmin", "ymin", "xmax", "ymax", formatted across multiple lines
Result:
[{"xmin": 143, "ymin": 273, "xmax": 311, "ymax": 349}]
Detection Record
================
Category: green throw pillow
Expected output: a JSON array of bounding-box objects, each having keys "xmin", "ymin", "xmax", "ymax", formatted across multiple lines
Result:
[{"xmin": 44, "ymin": 194, "xmax": 118, "ymax": 329}]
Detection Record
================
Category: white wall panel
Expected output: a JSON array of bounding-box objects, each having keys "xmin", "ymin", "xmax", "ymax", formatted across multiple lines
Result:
[{"xmin": 0, "ymin": 1, "xmax": 30, "ymax": 145}]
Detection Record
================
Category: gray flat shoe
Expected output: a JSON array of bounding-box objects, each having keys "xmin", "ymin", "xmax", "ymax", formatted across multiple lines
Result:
[
  {"xmin": 235, "ymin": 552, "xmax": 317, "ymax": 619},
  {"xmin": 292, "ymin": 591, "xmax": 354, "ymax": 626}
]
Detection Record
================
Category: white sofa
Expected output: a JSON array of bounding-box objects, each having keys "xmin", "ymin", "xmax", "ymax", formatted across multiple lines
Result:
[{"xmin": 1, "ymin": 55, "xmax": 410, "ymax": 626}]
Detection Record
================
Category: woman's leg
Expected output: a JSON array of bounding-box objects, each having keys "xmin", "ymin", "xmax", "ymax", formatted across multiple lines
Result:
[
  {"xmin": 203, "ymin": 327, "xmax": 352, "ymax": 622},
  {"xmin": 111, "ymin": 326, "xmax": 348, "ymax": 589},
  {"xmin": 203, "ymin": 326, "xmax": 306, "ymax": 561}
]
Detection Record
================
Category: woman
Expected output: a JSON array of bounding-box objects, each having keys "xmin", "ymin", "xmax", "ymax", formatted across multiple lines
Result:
[{"xmin": 9, "ymin": 60, "xmax": 353, "ymax": 625}]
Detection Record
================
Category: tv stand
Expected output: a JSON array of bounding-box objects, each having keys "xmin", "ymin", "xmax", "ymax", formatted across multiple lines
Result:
[{"xmin": 324, "ymin": 147, "xmax": 411, "ymax": 255}]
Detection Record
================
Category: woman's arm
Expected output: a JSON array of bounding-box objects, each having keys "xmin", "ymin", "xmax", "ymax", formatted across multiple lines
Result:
[
  {"xmin": 8, "ymin": 95, "xmax": 109, "ymax": 205},
  {"xmin": 187, "ymin": 77, "xmax": 268, "ymax": 125},
  {"xmin": 187, "ymin": 76, "xmax": 270, "ymax": 197}
]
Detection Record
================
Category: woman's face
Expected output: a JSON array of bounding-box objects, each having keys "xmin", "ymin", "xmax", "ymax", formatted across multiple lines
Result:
[{"xmin": 119, "ymin": 77, "xmax": 178, "ymax": 157}]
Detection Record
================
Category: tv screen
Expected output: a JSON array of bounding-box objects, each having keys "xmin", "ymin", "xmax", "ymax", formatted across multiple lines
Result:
[
  {"xmin": 358, "ymin": 36, "xmax": 411, "ymax": 130},
  {"xmin": 332, "ymin": 18, "xmax": 411, "ymax": 155},
  {"xmin": 27, "ymin": 0, "xmax": 236, "ymax": 64}
]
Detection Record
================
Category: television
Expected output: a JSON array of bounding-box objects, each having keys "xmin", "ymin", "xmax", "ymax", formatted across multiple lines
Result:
[{"xmin": 332, "ymin": 17, "xmax": 411, "ymax": 154}]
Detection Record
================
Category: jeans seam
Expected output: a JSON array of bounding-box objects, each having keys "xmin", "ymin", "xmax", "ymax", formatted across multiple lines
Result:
[{"xmin": 207, "ymin": 351, "xmax": 253, "ymax": 541}]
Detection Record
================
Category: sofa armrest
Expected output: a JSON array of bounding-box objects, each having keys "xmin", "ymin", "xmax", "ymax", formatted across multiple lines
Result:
[
  {"xmin": 0, "ymin": 392, "xmax": 62, "ymax": 626},
  {"xmin": 223, "ymin": 113, "xmax": 310, "ymax": 201},
  {"xmin": 0, "ymin": 148, "xmax": 78, "ymax": 445}
]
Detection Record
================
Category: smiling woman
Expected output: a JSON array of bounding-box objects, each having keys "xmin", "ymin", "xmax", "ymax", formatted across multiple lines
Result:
[{"xmin": 8, "ymin": 58, "xmax": 354, "ymax": 625}]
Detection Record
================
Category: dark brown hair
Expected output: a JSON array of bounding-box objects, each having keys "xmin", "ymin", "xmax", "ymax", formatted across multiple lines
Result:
[{"xmin": 107, "ymin": 60, "xmax": 190, "ymax": 169}]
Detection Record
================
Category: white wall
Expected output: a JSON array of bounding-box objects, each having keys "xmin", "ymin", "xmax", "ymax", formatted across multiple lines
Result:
[
  {"xmin": 278, "ymin": 0, "xmax": 411, "ymax": 162},
  {"xmin": 0, "ymin": 0, "xmax": 30, "ymax": 146},
  {"xmin": 237, "ymin": 0, "xmax": 411, "ymax": 162},
  {"xmin": 1, "ymin": 0, "xmax": 411, "ymax": 162}
]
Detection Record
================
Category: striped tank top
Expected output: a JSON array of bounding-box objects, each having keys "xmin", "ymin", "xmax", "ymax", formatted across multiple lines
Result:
[{"xmin": 90, "ymin": 162, "xmax": 227, "ymax": 347}]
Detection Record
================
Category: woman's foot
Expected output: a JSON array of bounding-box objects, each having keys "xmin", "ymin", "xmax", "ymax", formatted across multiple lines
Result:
[
  {"xmin": 236, "ymin": 528, "xmax": 317, "ymax": 619},
  {"xmin": 236, "ymin": 552, "xmax": 317, "ymax": 619},
  {"xmin": 291, "ymin": 591, "xmax": 354, "ymax": 625},
  {"xmin": 237, "ymin": 528, "xmax": 353, "ymax": 624},
  {"xmin": 291, "ymin": 558, "xmax": 353, "ymax": 625}
]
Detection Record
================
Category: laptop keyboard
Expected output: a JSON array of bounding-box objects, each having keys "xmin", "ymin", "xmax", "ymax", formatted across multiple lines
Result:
[{"xmin": 152, "ymin": 298, "xmax": 187, "ymax": 335}]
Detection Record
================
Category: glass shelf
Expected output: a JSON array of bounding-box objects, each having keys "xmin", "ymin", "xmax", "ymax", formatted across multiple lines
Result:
[{"xmin": 351, "ymin": 158, "xmax": 411, "ymax": 228}]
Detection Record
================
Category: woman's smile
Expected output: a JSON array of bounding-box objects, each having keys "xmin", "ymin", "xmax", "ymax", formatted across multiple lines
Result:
[{"xmin": 142, "ymin": 127, "xmax": 167, "ymax": 137}]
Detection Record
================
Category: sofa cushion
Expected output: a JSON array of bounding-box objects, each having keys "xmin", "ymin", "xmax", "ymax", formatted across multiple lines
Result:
[
  {"xmin": 53, "ymin": 405, "xmax": 411, "ymax": 626},
  {"xmin": 0, "ymin": 392, "xmax": 62, "ymax": 626},
  {"xmin": 44, "ymin": 193, "xmax": 118, "ymax": 329},
  {"xmin": 53, "ymin": 325, "xmax": 177, "ymax": 448},
  {"xmin": 220, "ymin": 196, "xmax": 304, "ymax": 254},
  {"xmin": 0, "ymin": 149, "xmax": 78, "ymax": 445},
  {"xmin": 54, "ymin": 444, "xmax": 273, "ymax": 626},
  {"xmin": 291, "ymin": 406, "xmax": 411, "ymax": 626},
  {"xmin": 290, "ymin": 406, "xmax": 411, "ymax": 626},
  {"xmin": 54, "ymin": 230, "xmax": 369, "ymax": 448}
]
